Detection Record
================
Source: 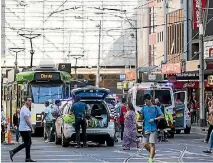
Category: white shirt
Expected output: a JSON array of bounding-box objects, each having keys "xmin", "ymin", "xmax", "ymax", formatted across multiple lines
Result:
[{"xmin": 19, "ymin": 106, "xmax": 31, "ymax": 131}]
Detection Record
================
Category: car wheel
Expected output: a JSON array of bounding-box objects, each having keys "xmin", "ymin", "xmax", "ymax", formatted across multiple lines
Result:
[
  {"xmin": 176, "ymin": 130, "xmax": 181, "ymax": 134},
  {"xmin": 106, "ymin": 137, "xmax": 114, "ymax": 147},
  {"xmin": 184, "ymin": 126, "xmax": 191, "ymax": 134},
  {"xmin": 99, "ymin": 140, "xmax": 105, "ymax": 145},
  {"xmin": 55, "ymin": 132, "xmax": 61, "ymax": 145},
  {"xmin": 62, "ymin": 130, "xmax": 69, "ymax": 147}
]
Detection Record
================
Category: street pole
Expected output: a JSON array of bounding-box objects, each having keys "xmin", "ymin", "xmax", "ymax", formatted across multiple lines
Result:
[
  {"xmin": 135, "ymin": 20, "xmax": 138, "ymax": 83},
  {"xmin": 19, "ymin": 34, "xmax": 41, "ymax": 67},
  {"xmin": 96, "ymin": 20, "xmax": 101, "ymax": 87},
  {"xmin": 197, "ymin": 0, "xmax": 205, "ymax": 127},
  {"xmin": 68, "ymin": 55, "xmax": 84, "ymax": 80},
  {"xmin": 8, "ymin": 48, "xmax": 25, "ymax": 73}
]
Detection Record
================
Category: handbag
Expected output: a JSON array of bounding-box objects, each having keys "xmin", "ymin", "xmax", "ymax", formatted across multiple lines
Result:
[{"xmin": 208, "ymin": 114, "xmax": 213, "ymax": 125}]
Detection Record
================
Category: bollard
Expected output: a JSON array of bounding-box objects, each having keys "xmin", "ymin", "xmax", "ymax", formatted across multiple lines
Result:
[
  {"xmin": 7, "ymin": 117, "xmax": 11, "ymax": 144},
  {"xmin": 4, "ymin": 117, "xmax": 14, "ymax": 145}
]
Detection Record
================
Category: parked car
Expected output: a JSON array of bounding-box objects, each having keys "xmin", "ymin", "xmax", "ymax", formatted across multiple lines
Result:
[{"xmin": 55, "ymin": 87, "xmax": 115, "ymax": 147}]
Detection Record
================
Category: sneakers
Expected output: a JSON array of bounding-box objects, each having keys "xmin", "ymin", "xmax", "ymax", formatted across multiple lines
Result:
[
  {"xmin": 203, "ymin": 140, "xmax": 208, "ymax": 143},
  {"xmin": 45, "ymin": 140, "xmax": 49, "ymax": 143},
  {"xmin": 148, "ymin": 158, "xmax": 154, "ymax": 163},
  {"xmin": 203, "ymin": 150, "xmax": 212, "ymax": 154}
]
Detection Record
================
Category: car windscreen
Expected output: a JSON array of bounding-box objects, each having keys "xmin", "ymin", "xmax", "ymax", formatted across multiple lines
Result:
[{"xmin": 136, "ymin": 89, "xmax": 172, "ymax": 107}]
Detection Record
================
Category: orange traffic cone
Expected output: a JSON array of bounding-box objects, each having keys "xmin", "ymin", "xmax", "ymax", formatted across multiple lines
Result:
[{"xmin": 4, "ymin": 117, "xmax": 15, "ymax": 145}]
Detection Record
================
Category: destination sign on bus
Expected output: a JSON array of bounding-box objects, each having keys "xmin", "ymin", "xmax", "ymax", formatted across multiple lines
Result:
[{"xmin": 35, "ymin": 72, "xmax": 60, "ymax": 81}]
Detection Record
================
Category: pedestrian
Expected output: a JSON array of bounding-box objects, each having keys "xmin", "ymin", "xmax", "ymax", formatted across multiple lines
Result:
[
  {"xmin": 190, "ymin": 100, "xmax": 196, "ymax": 124},
  {"xmin": 140, "ymin": 94, "xmax": 164, "ymax": 163},
  {"xmin": 203, "ymin": 130, "xmax": 213, "ymax": 153},
  {"xmin": 50, "ymin": 99, "xmax": 62, "ymax": 142},
  {"xmin": 109, "ymin": 99, "xmax": 119, "ymax": 142},
  {"xmin": 122, "ymin": 102, "xmax": 138, "ymax": 150},
  {"xmin": 119, "ymin": 98, "xmax": 127, "ymax": 141},
  {"xmin": 71, "ymin": 96, "xmax": 88, "ymax": 148},
  {"xmin": 1, "ymin": 105, "xmax": 7, "ymax": 143},
  {"xmin": 42, "ymin": 101, "xmax": 53, "ymax": 143},
  {"xmin": 155, "ymin": 98, "xmax": 168, "ymax": 142},
  {"xmin": 9, "ymin": 97, "xmax": 36, "ymax": 162},
  {"xmin": 204, "ymin": 100, "xmax": 213, "ymax": 143},
  {"xmin": 13, "ymin": 108, "xmax": 20, "ymax": 143}
]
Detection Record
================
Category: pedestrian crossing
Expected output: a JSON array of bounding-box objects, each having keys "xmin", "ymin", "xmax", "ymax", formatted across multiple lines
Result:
[{"xmin": 1, "ymin": 137, "xmax": 213, "ymax": 162}]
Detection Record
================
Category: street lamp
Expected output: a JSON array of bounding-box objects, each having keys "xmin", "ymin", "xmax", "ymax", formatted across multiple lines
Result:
[
  {"xmin": 130, "ymin": 24, "xmax": 138, "ymax": 83},
  {"xmin": 8, "ymin": 48, "xmax": 25, "ymax": 71},
  {"xmin": 74, "ymin": 16, "xmax": 102, "ymax": 87},
  {"xmin": 19, "ymin": 33, "xmax": 41, "ymax": 67},
  {"xmin": 67, "ymin": 54, "xmax": 84, "ymax": 80}
]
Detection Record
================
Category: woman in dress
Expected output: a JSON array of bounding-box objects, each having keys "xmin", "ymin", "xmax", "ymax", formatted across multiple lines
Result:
[{"xmin": 123, "ymin": 102, "xmax": 138, "ymax": 150}]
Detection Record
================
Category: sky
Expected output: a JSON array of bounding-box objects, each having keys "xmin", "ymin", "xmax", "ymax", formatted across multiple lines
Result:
[{"xmin": 2, "ymin": 0, "xmax": 139, "ymax": 67}]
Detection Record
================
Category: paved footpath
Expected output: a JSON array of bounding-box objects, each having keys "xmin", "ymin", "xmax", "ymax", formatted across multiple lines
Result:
[{"xmin": 1, "ymin": 131, "xmax": 213, "ymax": 163}]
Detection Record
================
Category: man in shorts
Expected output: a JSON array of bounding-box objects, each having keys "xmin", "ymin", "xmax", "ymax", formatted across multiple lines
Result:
[{"xmin": 140, "ymin": 94, "xmax": 164, "ymax": 163}]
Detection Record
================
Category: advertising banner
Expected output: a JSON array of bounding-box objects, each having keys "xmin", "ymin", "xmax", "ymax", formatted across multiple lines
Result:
[{"xmin": 193, "ymin": 0, "xmax": 207, "ymax": 29}]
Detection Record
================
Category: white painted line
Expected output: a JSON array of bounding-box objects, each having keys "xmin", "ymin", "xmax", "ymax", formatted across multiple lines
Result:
[{"xmin": 12, "ymin": 155, "xmax": 83, "ymax": 157}]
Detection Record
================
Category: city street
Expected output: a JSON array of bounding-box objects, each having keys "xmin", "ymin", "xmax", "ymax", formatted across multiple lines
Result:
[{"xmin": 1, "ymin": 131, "xmax": 212, "ymax": 162}]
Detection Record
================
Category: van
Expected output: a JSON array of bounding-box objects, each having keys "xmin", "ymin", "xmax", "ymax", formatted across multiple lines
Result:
[
  {"xmin": 55, "ymin": 87, "xmax": 115, "ymax": 147},
  {"xmin": 128, "ymin": 82, "xmax": 176, "ymax": 138},
  {"xmin": 174, "ymin": 91, "xmax": 191, "ymax": 134}
]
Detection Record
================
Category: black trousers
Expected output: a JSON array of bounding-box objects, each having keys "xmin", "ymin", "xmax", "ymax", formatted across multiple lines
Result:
[
  {"xmin": 1, "ymin": 124, "xmax": 5, "ymax": 142},
  {"xmin": 206, "ymin": 125, "xmax": 213, "ymax": 142},
  {"xmin": 120, "ymin": 123, "xmax": 124, "ymax": 140},
  {"xmin": 191, "ymin": 112, "xmax": 197, "ymax": 124},
  {"xmin": 12, "ymin": 131, "xmax": 32, "ymax": 159},
  {"xmin": 75, "ymin": 118, "xmax": 87, "ymax": 146}
]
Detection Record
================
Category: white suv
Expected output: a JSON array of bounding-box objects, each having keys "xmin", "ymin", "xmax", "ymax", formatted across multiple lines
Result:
[{"xmin": 55, "ymin": 87, "xmax": 115, "ymax": 147}]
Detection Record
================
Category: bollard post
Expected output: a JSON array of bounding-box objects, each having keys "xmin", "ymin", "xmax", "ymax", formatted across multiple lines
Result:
[
  {"xmin": 7, "ymin": 117, "xmax": 11, "ymax": 144},
  {"xmin": 4, "ymin": 117, "xmax": 14, "ymax": 145}
]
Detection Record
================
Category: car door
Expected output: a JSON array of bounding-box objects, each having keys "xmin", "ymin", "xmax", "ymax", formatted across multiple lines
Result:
[{"xmin": 174, "ymin": 91, "xmax": 187, "ymax": 129}]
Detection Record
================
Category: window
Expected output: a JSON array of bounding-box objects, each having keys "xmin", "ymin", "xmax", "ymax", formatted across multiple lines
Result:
[
  {"xmin": 157, "ymin": 33, "xmax": 159, "ymax": 42},
  {"xmin": 31, "ymin": 84, "xmax": 63, "ymax": 104},
  {"xmin": 161, "ymin": 31, "xmax": 164, "ymax": 41},
  {"xmin": 136, "ymin": 89, "xmax": 172, "ymax": 107}
]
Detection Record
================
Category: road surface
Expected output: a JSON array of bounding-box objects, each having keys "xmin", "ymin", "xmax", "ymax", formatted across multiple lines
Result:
[{"xmin": 1, "ymin": 131, "xmax": 212, "ymax": 162}]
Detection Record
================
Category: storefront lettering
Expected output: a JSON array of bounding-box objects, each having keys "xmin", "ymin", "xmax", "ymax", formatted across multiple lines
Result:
[{"xmin": 183, "ymin": 82, "xmax": 196, "ymax": 88}]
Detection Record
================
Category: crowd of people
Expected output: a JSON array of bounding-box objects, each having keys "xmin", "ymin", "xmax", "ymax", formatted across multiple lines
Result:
[{"xmin": 1, "ymin": 93, "xmax": 213, "ymax": 163}]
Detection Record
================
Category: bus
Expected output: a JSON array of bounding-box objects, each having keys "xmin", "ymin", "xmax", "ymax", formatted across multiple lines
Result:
[{"xmin": 6, "ymin": 66, "xmax": 72, "ymax": 135}]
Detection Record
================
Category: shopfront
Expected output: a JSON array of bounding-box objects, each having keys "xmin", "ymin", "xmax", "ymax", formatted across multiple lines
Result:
[{"xmin": 164, "ymin": 72, "xmax": 213, "ymax": 100}]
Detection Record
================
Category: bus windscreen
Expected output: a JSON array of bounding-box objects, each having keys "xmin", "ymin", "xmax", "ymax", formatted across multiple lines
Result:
[{"xmin": 31, "ymin": 84, "xmax": 62, "ymax": 104}]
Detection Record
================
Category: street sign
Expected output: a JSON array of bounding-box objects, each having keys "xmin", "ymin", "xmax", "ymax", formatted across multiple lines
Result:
[
  {"xmin": 117, "ymin": 82, "xmax": 123, "ymax": 90},
  {"xmin": 120, "ymin": 73, "xmax": 126, "ymax": 81}
]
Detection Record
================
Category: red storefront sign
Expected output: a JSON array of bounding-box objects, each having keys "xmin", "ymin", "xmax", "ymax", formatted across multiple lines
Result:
[
  {"xmin": 173, "ymin": 81, "xmax": 213, "ymax": 89},
  {"xmin": 209, "ymin": 48, "xmax": 213, "ymax": 57},
  {"xmin": 193, "ymin": 0, "xmax": 207, "ymax": 29},
  {"xmin": 162, "ymin": 63, "xmax": 181, "ymax": 74}
]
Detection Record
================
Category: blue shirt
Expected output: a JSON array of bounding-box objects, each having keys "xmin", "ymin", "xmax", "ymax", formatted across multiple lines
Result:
[
  {"xmin": 140, "ymin": 105, "xmax": 163, "ymax": 132},
  {"xmin": 19, "ymin": 106, "xmax": 31, "ymax": 131},
  {"xmin": 71, "ymin": 101, "xmax": 88, "ymax": 119},
  {"xmin": 44, "ymin": 106, "xmax": 52, "ymax": 121}
]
